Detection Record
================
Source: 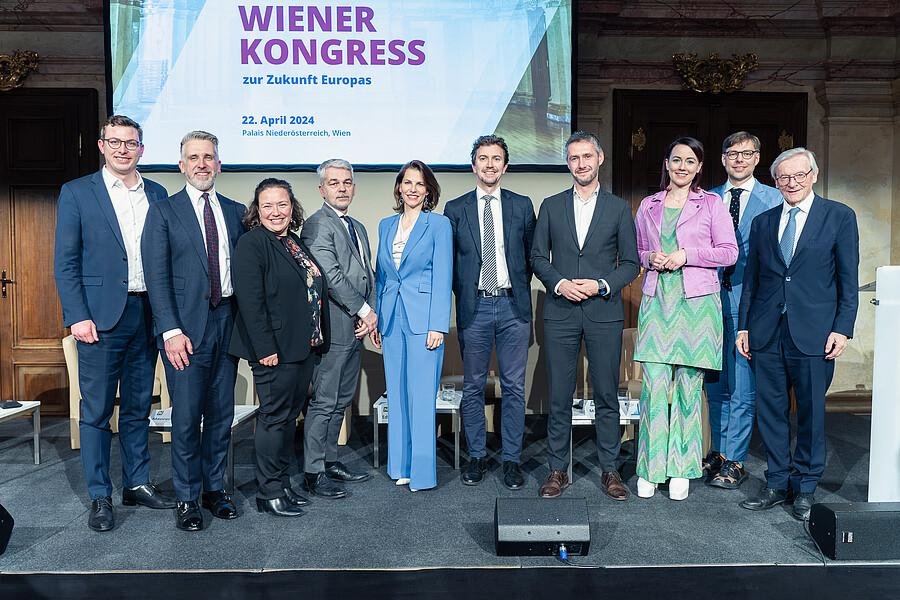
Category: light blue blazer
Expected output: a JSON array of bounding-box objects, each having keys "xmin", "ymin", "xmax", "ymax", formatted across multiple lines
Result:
[
  {"xmin": 375, "ymin": 211, "xmax": 453, "ymax": 336},
  {"xmin": 711, "ymin": 180, "xmax": 782, "ymax": 316}
]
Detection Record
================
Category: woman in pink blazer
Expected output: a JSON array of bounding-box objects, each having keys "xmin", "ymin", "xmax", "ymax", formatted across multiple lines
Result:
[{"xmin": 632, "ymin": 137, "xmax": 738, "ymax": 501}]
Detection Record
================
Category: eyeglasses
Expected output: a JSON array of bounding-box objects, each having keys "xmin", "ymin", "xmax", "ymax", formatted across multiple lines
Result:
[
  {"xmin": 723, "ymin": 150, "xmax": 759, "ymax": 160},
  {"xmin": 102, "ymin": 138, "xmax": 141, "ymax": 151},
  {"xmin": 774, "ymin": 169, "xmax": 813, "ymax": 186}
]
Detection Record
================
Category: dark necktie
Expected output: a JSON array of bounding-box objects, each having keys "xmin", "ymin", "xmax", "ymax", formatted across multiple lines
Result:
[
  {"xmin": 481, "ymin": 195, "xmax": 498, "ymax": 292},
  {"xmin": 341, "ymin": 215, "xmax": 360, "ymax": 255},
  {"xmin": 202, "ymin": 192, "xmax": 221, "ymax": 307},
  {"xmin": 728, "ymin": 188, "xmax": 743, "ymax": 230},
  {"xmin": 722, "ymin": 188, "xmax": 744, "ymax": 290}
]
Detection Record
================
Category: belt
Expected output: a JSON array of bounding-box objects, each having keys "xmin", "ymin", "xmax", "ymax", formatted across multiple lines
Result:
[
  {"xmin": 127, "ymin": 291, "xmax": 148, "ymax": 298},
  {"xmin": 477, "ymin": 288, "xmax": 512, "ymax": 298}
]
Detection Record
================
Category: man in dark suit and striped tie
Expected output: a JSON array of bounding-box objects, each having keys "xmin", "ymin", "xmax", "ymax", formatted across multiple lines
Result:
[{"xmin": 444, "ymin": 135, "xmax": 536, "ymax": 490}]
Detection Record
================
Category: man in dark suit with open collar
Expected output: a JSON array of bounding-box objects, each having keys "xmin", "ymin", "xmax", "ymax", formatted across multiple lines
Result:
[
  {"xmin": 444, "ymin": 135, "xmax": 536, "ymax": 490},
  {"xmin": 54, "ymin": 114, "xmax": 174, "ymax": 532},
  {"xmin": 737, "ymin": 147, "xmax": 858, "ymax": 521},
  {"xmin": 531, "ymin": 131, "xmax": 640, "ymax": 500},
  {"xmin": 299, "ymin": 158, "xmax": 374, "ymax": 498},
  {"xmin": 142, "ymin": 131, "xmax": 247, "ymax": 531}
]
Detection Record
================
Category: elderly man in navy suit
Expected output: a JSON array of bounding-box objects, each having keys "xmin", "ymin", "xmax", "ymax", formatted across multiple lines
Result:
[
  {"xmin": 54, "ymin": 114, "xmax": 174, "ymax": 532},
  {"xmin": 704, "ymin": 132, "xmax": 782, "ymax": 490},
  {"xmin": 737, "ymin": 148, "xmax": 858, "ymax": 521},
  {"xmin": 444, "ymin": 135, "xmax": 536, "ymax": 490},
  {"xmin": 142, "ymin": 131, "xmax": 247, "ymax": 531}
]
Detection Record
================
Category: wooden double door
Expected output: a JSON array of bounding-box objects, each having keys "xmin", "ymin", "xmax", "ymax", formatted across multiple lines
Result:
[
  {"xmin": 611, "ymin": 90, "xmax": 807, "ymax": 326},
  {"xmin": 0, "ymin": 89, "xmax": 98, "ymax": 414}
]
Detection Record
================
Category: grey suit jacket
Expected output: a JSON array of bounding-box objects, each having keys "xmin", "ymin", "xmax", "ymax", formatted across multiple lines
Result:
[{"xmin": 300, "ymin": 203, "xmax": 375, "ymax": 344}]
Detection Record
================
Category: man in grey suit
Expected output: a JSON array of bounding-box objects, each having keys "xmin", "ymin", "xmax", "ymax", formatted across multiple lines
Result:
[
  {"xmin": 299, "ymin": 158, "xmax": 374, "ymax": 498},
  {"xmin": 531, "ymin": 131, "xmax": 640, "ymax": 500}
]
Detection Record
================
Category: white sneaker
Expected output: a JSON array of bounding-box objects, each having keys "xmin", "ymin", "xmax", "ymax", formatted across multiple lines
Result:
[
  {"xmin": 669, "ymin": 477, "xmax": 689, "ymax": 501},
  {"xmin": 637, "ymin": 477, "xmax": 657, "ymax": 498},
  {"xmin": 395, "ymin": 478, "xmax": 410, "ymax": 486}
]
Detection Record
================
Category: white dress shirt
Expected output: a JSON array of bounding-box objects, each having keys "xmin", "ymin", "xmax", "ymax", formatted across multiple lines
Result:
[
  {"xmin": 102, "ymin": 167, "xmax": 149, "ymax": 292},
  {"xmin": 722, "ymin": 176, "xmax": 758, "ymax": 223},
  {"xmin": 324, "ymin": 202, "xmax": 372, "ymax": 318},
  {"xmin": 777, "ymin": 192, "xmax": 815, "ymax": 255},
  {"xmin": 554, "ymin": 184, "xmax": 609, "ymax": 296},
  {"xmin": 476, "ymin": 186, "xmax": 511, "ymax": 290}
]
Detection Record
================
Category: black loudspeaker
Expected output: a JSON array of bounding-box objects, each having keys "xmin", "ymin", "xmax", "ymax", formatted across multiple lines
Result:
[
  {"xmin": 494, "ymin": 497, "xmax": 590, "ymax": 556},
  {"xmin": 809, "ymin": 502, "xmax": 900, "ymax": 560},
  {"xmin": 0, "ymin": 502, "xmax": 13, "ymax": 556}
]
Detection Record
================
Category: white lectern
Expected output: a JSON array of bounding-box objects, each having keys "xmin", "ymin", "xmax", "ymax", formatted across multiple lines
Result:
[{"xmin": 868, "ymin": 266, "xmax": 900, "ymax": 502}]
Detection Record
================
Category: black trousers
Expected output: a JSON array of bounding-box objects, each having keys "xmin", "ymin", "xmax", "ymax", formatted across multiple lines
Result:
[
  {"xmin": 544, "ymin": 313, "xmax": 623, "ymax": 472},
  {"xmin": 251, "ymin": 358, "xmax": 316, "ymax": 499}
]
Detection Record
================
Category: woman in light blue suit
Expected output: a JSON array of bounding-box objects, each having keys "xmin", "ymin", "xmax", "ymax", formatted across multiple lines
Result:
[{"xmin": 373, "ymin": 160, "xmax": 452, "ymax": 491}]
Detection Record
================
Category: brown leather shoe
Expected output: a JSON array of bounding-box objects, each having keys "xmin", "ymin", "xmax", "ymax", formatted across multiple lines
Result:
[
  {"xmin": 601, "ymin": 471, "xmax": 630, "ymax": 501},
  {"xmin": 539, "ymin": 470, "xmax": 569, "ymax": 498}
]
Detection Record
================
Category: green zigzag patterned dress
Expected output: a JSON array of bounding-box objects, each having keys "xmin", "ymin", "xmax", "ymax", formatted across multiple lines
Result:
[{"xmin": 634, "ymin": 206, "xmax": 723, "ymax": 483}]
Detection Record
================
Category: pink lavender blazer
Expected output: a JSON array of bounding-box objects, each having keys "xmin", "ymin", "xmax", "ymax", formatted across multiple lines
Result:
[{"xmin": 635, "ymin": 189, "xmax": 738, "ymax": 298}]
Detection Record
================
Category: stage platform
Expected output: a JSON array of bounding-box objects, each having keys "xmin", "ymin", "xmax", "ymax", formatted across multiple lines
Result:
[{"xmin": 1, "ymin": 412, "xmax": 898, "ymax": 599}]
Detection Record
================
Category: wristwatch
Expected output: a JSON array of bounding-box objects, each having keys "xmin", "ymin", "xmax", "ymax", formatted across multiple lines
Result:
[{"xmin": 597, "ymin": 279, "xmax": 608, "ymax": 297}]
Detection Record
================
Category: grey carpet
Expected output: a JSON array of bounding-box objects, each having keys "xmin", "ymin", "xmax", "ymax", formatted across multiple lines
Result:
[{"xmin": 0, "ymin": 411, "xmax": 881, "ymax": 572}]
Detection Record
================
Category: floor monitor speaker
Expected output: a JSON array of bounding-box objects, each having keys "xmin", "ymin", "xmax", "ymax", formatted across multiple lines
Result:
[
  {"xmin": 494, "ymin": 497, "xmax": 590, "ymax": 556},
  {"xmin": 809, "ymin": 502, "xmax": 900, "ymax": 560},
  {"xmin": 0, "ymin": 502, "xmax": 13, "ymax": 556}
]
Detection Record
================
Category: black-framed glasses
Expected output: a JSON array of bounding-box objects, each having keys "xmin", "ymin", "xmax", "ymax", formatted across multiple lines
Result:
[
  {"xmin": 775, "ymin": 169, "xmax": 813, "ymax": 186},
  {"xmin": 102, "ymin": 138, "xmax": 142, "ymax": 151},
  {"xmin": 723, "ymin": 150, "xmax": 759, "ymax": 160}
]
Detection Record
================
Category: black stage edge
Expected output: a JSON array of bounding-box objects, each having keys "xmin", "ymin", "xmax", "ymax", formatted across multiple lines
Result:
[{"xmin": 3, "ymin": 564, "xmax": 900, "ymax": 599}]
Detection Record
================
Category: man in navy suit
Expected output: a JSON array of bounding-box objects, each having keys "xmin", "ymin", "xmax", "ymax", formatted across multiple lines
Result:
[
  {"xmin": 704, "ymin": 132, "xmax": 782, "ymax": 490},
  {"xmin": 54, "ymin": 114, "xmax": 174, "ymax": 532},
  {"xmin": 142, "ymin": 131, "xmax": 247, "ymax": 531},
  {"xmin": 444, "ymin": 135, "xmax": 536, "ymax": 490},
  {"xmin": 531, "ymin": 131, "xmax": 640, "ymax": 500},
  {"xmin": 737, "ymin": 148, "xmax": 858, "ymax": 521}
]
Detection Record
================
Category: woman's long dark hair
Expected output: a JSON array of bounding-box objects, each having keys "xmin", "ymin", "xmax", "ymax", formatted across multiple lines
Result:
[{"xmin": 243, "ymin": 178, "xmax": 304, "ymax": 231}]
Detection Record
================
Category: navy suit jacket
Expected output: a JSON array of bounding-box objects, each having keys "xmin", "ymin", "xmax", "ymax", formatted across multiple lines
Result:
[
  {"xmin": 443, "ymin": 189, "xmax": 536, "ymax": 329},
  {"xmin": 531, "ymin": 188, "xmax": 640, "ymax": 322},
  {"xmin": 738, "ymin": 195, "xmax": 859, "ymax": 355},
  {"xmin": 141, "ymin": 188, "xmax": 246, "ymax": 349},
  {"xmin": 375, "ymin": 211, "xmax": 453, "ymax": 336},
  {"xmin": 710, "ymin": 181, "xmax": 782, "ymax": 315},
  {"xmin": 54, "ymin": 169, "xmax": 168, "ymax": 331}
]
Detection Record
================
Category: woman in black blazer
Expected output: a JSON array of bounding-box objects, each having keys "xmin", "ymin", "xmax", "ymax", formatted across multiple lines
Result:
[{"xmin": 230, "ymin": 178, "xmax": 329, "ymax": 517}]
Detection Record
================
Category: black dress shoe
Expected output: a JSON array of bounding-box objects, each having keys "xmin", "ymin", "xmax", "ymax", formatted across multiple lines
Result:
[
  {"xmin": 740, "ymin": 487, "xmax": 790, "ymax": 511},
  {"xmin": 122, "ymin": 483, "xmax": 176, "ymax": 509},
  {"xmin": 502, "ymin": 461, "xmax": 525, "ymax": 490},
  {"xmin": 302, "ymin": 472, "xmax": 348, "ymax": 499},
  {"xmin": 201, "ymin": 490, "xmax": 239, "ymax": 520},
  {"xmin": 256, "ymin": 496, "xmax": 305, "ymax": 517},
  {"xmin": 792, "ymin": 492, "xmax": 815, "ymax": 521},
  {"xmin": 461, "ymin": 457, "xmax": 487, "ymax": 486},
  {"xmin": 325, "ymin": 461, "xmax": 372, "ymax": 483},
  {"xmin": 175, "ymin": 501, "xmax": 203, "ymax": 531},
  {"xmin": 283, "ymin": 486, "xmax": 310, "ymax": 506},
  {"xmin": 88, "ymin": 496, "xmax": 115, "ymax": 532}
]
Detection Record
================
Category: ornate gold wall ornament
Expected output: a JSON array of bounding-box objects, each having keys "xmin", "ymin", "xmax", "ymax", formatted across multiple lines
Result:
[
  {"xmin": 778, "ymin": 130, "xmax": 794, "ymax": 152},
  {"xmin": 0, "ymin": 51, "xmax": 40, "ymax": 92},
  {"xmin": 672, "ymin": 53, "xmax": 758, "ymax": 94},
  {"xmin": 630, "ymin": 127, "xmax": 646, "ymax": 157}
]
